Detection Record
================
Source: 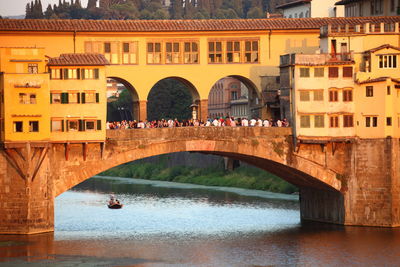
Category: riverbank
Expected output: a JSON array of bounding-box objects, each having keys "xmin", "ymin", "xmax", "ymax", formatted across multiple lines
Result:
[{"xmin": 99, "ymin": 158, "xmax": 298, "ymax": 194}]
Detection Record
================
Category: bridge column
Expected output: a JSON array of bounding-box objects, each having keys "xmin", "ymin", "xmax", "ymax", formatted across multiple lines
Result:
[
  {"xmin": 0, "ymin": 144, "xmax": 54, "ymax": 234},
  {"xmin": 199, "ymin": 99, "xmax": 208, "ymax": 122},
  {"xmin": 138, "ymin": 100, "xmax": 147, "ymax": 121}
]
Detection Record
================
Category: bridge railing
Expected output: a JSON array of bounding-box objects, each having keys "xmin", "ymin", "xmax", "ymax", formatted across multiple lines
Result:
[{"xmin": 106, "ymin": 127, "xmax": 292, "ymax": 141}]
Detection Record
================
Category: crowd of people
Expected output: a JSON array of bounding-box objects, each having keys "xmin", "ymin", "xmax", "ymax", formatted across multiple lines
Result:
[{"xmin": 106, "ymin": 117, "xmax": 289, "ymax": 130}]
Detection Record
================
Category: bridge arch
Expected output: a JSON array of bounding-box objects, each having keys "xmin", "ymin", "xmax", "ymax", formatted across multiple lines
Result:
[
  {"xmin": 146, "ymin": 76, "xmax": 201, "ymax": 120},
  {"xmin": 207, "ymin": 75, "xmax": 263, "ymax": 119},
  {"xmin": 107, "ymin": 76, "xmax": 141, "ymax": 121},
  {"xmin": 54, "ymin": 128, "xmax": 342, "ymax": 197}
]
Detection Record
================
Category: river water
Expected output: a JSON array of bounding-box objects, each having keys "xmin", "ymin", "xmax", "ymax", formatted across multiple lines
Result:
[{"xmin": 1, "ymin": 176, "xmax": 400, "ymax": 266}]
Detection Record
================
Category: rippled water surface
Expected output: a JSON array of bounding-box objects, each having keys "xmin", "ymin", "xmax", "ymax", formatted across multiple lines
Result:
[{"xmin": 1, "ymin": 176, "xmax": 400, "ymax": 266}]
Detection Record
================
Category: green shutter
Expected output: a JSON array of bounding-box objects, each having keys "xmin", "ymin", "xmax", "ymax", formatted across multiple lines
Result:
[
  {"xmin": 81, "ymin": 93, "xmax": 86, "ymax": 104},
  {"xmin": 50, "ymin": 93, "xmax": 52, "ymax": 104},
  {"xmin": 50, "ymin": 120, "xmax": 52, "ymax": 132},
  {"xmin": 59, "ymin": 69, "xmax": 63, "ymax": 79},
  {"xmin": 96, "ymin": 93, "xmax": 99, "ymax": 103},
  {"xmin": 61, "ymin": 93, "xmax": 69, "ymax": 104},
  {"xmin": 79, "ymin": 120, "xmax": 85, "ymax": 131},
  {"xmin": 63, "ymin": 69, "xmax": 69, "ymax": 79},
  {"xmin": 77, "ymin": 68, "xmax": 81, "ymax": 79},
  {"xmin": 77, "ymin": 93, "xmax": 80, "ymax": 104},
  {"xmin": 61, "ymin": 120, "xmax": 65, "ymax": 132},
  {"xmin": 97, "ymin": 120, "xmax": 101, "ymax": 130}
]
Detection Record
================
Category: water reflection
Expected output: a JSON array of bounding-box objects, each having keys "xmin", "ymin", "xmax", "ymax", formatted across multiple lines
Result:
[{"xmin": 1, "ymin": 177, "xmax": 400, "ymax": 266}]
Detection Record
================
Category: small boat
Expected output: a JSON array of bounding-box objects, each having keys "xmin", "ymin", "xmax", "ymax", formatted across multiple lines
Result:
[{"xmin": 108, "ymin": 203, "xmax": 123, "ymax": 209}]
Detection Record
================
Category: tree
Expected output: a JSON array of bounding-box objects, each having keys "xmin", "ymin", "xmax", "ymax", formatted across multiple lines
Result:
[
  {"xmin": 183, "ymin": 0, "xmax": 195, "ymax": 19},
  {"xmin": 44, "ymin": 4, "xmax": 54, "ymax": 19},
  {"xmin": 170, "ymin": 0, "xmax": 183, "ymax": 19},
  {"xmin": 25, "ymin": 3, "xmax": 32, "ymax": 19},
  {"xmin": 246, "ymin": 6, "xmax": 263, "ymax": 18},
  {"xmin": 87, "ymin": 0, "xmax": 97, "ymax": 9}
]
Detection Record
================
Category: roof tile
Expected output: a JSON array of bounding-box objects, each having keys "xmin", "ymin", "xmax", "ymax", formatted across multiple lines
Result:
[
  {"xmin": 0, "ymin": 17, "xmax": 399, "ymax": 32},
  {"xmin": 48, "ymin": 53, "xmax": 109, "ymax": 66}
]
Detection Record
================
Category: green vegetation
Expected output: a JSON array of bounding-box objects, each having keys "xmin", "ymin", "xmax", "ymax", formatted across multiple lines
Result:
[
  {"xmin": 100, "ymin": 157, "xmax": 298, "ymax": 194},
  {"xmin": 25, "ymin": 0, "xmax": 281, "ymax": 20}
]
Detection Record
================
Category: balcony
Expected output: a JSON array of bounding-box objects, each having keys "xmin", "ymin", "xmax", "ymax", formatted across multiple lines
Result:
[
  {"xmin": 320, "ymin": 22, "xmax": 400, "ymax": 37},
  {"xmin": 280, "ymin": 53, "xmax": 354, "ymax": 67}
]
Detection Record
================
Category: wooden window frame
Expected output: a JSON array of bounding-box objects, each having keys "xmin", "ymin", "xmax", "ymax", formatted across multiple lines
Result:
[
  {"xmin": 329, "ymin": 115, "xmax": 339, "ymax": 128},
  {"xmin": 147, "ymin": 42, "xmax": 162, "ymax": 64},
  {"xmin": 208, "ymin": 41, "xmax": 224, "ymax": 64},
  {"xmin": 51, "ymin": 119, "xmax": 64, "ymax": 132},
  {"xmin": 343, "ymin": 89, "xmax": 353, "ymax": 102},
  {"xmin": 300, "ymin": 115, "xmax": 311, "ymax": 128},
  {"xmin": 29, "ymin": 121, "xmax": 39, "ymax": 132},
  {"xmin": 165, "ymin": 42, "xmax": 181, "ymax": 64},
  {"xmin": 328, "ymin": 67, "xmax": 339, "ymax": 78},
  {"xmin": 313, "ymin": 90, "xmax": 324, "ymax": 101},
  {"xmin": 122, "ymin": 42, "xmax": 138, "ymax": 65},
  {"xmin": 183, "ymin": 41, "xmax": 199, "ymax": 64},
  {"xmin": 299, "ymin": 68, "xmax": 310, "ymax": 78},
  {"xmin": 314, "ymin": 67, "xmax": 324, "ymax": 77},
  {"xmin": 329, "ymin": 89, "xmax": 339, "ymax": 102},
  {"xmin": 226, "ymin": 40, "xmax": 241, "ymax": 64},
  {"xmin": 314, "ymin": 115, "xmax": 325, "ymax": 128},
  {"xmin": 379, "ymin": 55, "xmax": 397, "ymax": 69},
  {"xmin": 343, "ymin": 114, "xmax": 354, "ymax": 127},
  {"xmin": 244, "ymin": 40, "xmax": 259, "ymax": 63},
  {"xmin": 366, "ymin": 86, "xmax": 374, "ymax": 97},
  {"xmin": 299, "ymin": 91, "xmax": 310, "ymax": 101},
  {"xmin": 13, "ymin": 121, "xmax": 23, "ymax": 132},
  {"xmin": 342, "ymin": 66, "xmax": 353, "ymax": 78}
]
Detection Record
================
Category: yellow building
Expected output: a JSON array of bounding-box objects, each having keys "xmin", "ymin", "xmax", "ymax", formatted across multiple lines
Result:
[
  {"xmin": 0, "ymin": 47, "xmax": 50, "ymax": 142},
  {"xmin": 48, "ymin": 53, "xmax": 109, "ymax": 142},
  {"xmin": 281, "ymin": 21, "xmax": 400, "ymax": 140}
]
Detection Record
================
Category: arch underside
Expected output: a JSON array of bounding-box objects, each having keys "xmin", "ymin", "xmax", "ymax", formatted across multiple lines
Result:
[{"xmin": 55, "ymin": 136, "xmax": 342, "ymax": 196}]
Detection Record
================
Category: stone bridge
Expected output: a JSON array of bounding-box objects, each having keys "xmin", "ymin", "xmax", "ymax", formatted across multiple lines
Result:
[{"xmin": 1, "ymin": 127, "xmax": 399, "ymax": 234}]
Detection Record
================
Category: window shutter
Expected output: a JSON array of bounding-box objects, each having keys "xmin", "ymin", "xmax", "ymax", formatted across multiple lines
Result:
[
  {"xmin": 81, "ymin": 93, "xmax": 86, "ymax": 104},
  {"xmin": 77, "ymin": 93, "xmax": 81, "ymax": 104},
  {"xmin": 79, "ymin": 120, "xmax": 85, "ymax": 131},
  {"xmin": 96, "ymin": 93, "xmax": 99, "ymax": 103},
  {"xmin": 50, "ymin": 121, "xmax": 52, "ymax": 132},
  {"xmin": 66, "ymin": 120, "xmax": 69, "ymax": 131},
  {"xmin": 97, "ymin": 120, "xmax": 102, "ymax": 130},
  {"xmin": 61, "ymin": 93, "xmax": 66, "ymax": 104},
  {"xmin": 328, "ymin": 67, "xmax": 338, "ymax": 78},
  {"xmin": 59, "ymin": 69, "xmax": 63, "ymax": 79},
  {"xmin": 343, "ymin": 66, "xmax": 353, "ymax": 77},
  {"xmin": 50, "ymin": 93, "xmax": 53, "ymax": 104},
  {"xmin": 94, "ymin": 69, "xmax": 99, "ymax": 79},
  {"xmin": 77, "ymin": 68, "xmax": 81, "ymax": 79},
  {"xmin": 61, "ymin": 120, "xmax": 65, "ymax": 132},
  {"xmin": 81, "ymin": 69, "xmax": 85, "ymax": 80},
  {"xmin": 63, "ymin": 69, "xmax": 69, "ymax": 79}
]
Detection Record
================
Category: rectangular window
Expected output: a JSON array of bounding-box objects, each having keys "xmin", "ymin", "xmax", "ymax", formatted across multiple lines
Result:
[
  {"xmin": 51, "ymin": 120, "xmax": 63, "ymax": 132},
  {"xmin": 300, "ymin": 91, "xmax": 310, "ymax": 101},
  {"xmin": 379, "ymin": 55, "xmax": 397, "ymax": 68},
  {"xmin": 300, "ymin": 115, "xmax": 310, "ymax": 128},
  {"xmin": 366, "ymin": 86, "xmax": 374, "ymax": 97},
  {"xmin": 28, "ymin": 63, "xmax": 38, "ymax": 74},
  {"xmin": 244, "ymin": 40, "xmax": 259, "ymax": 63},
  {"xmin": 329, "ymin": 67, "xmax": 339, "ymax": 78},
  {"xmin": 343, "ymin": 115, "xmax": 354, "ymax": 127},
  {"xmin": 343, "ymin": 89, "xmax": 353, "ymax": 102},
  {"xmin": 329, "ymin": 90, "xmax": 338, "ymax": 102},
  {"xmin": 51, "ymin": 93, "xmax": 61, "ymax": 104},
  {"xmin": 104, "ymin": 42, "xmax": 111, "ymax": 53},
  {"xmin": 94, "ymin": 69, "xmax": 99, "ymax": 79},
  {"xmin": 29, "ymin": 121, "xmax": 39, "ymax": 132},
  {"xmin": 387, "ymin": 117, "xmax": 392, "ymax": 126},
  {"xmin": 300, "ymin": 68, "xmax": 310, "ymax": 77},
  {"xmin": 314, "ymin": 115, "xmax": 324, "ymax": 128},
  {"xmin": 50, "ymin": 68, "xmax": 61, "ymax": 79},
  {"xmin": 166, "ymin": 42, "xmax": 181, "ymax": 64},
  {"xmin": 68, "ymin": 92, "xmax": 79, "ymax": 104},
  {"xmin": 366, "ymin": 116, "xmax": 378, "ymax": 127},
  {"xmin": 387, "ymin": 86, "xmax": 391, "ymax": 95},
  {"xmin": 147, "ymin": 42, "xmax": 162, "ymax": 64},
  {"xmin": 122, "ymin": 42, "xmax": 138, "ymax": 64},
  {"xmin": 231, "ymin": 91, "xmax": 238, "ymax": 100},
  {"xmin": 226, "ymin": 41, "xmax": 241, "ymax": 63},
  {"xmin": 343, "ymin": 66, "xmax": 353, "ymax": 78},
  {"xmin": 85, "ymin": 92, "xmax": 96, "ymax": 103},
  {"xmin": 330, "ymin": 116, "xmax": 339, "ymax": 128},
  {"xmin": 30, "ymin": 94, "xmax": 36, "ymax": 104},
  {"xmin": 313, "ymin": 90, "xmax": 324, "ymax": 101},
  {"xmin": 13, "ymin": 121, "xmax": 23, "ymax": 132},
  {"xmin": 68, "ymin": 120, "xmax": 79, "ymax": 131},
  {"xmin": 85, "ymin": 120, "xmax": 96, "ymax": 131},
  {"xmin": 184, "ymin": 42, "xmax": 199, "ymax": 64},
  {"xmin": 19, "ymin": 93, "xmax": 36, "ymax": 104},
  {"xmin": 208, "ymin": 41, "xmax": 223, "ymax": 63},
  {"xmin": 314, "ymin": 67, "xmax": 324, "ymax": 77}
]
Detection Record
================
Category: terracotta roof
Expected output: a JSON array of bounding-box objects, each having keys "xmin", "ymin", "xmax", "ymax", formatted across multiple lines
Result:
[
  {"xmin": 0, "ymin": 17, "xmax": 399, "ymax": 33},
  {"xmin": 365, "ymin": 44, "xmax": 400, "ymax": 53},
  {"xmin": 335, "ymin": 0, "xmax": 362, "ymax": 5},
  {"xmin": 276, "ymin": 0, "xmax": 312, "ymax": 9},
  {"xmin": 356, "ymin": 77, "xmax": 400, "ymax": 84},
  {"xmin": 48, "ymin": 53, "xmax": 109, "ymax": 66}
]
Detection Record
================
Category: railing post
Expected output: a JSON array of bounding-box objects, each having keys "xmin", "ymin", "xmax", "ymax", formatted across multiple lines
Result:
[
  {"xmin": 364, "ymin": 23, "xmax": 370, "ymax": 34},
  {"xmin": 138, "ymin": 100, "xmax": 147, "ymax": 122}
]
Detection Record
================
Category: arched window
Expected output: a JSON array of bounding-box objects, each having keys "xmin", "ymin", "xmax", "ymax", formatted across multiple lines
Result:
[{"xmin": 299, "ymin": 12, "xmax": 304, "ymax": 18}]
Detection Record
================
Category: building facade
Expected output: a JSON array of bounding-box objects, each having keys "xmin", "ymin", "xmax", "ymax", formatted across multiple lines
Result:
[
  {"xmin": 336, "ymin": 0, "xmax": 400, "ymax": 17},
  {"xmin": 0, "ymin": 49, "xmax": 108, "ymax": 143},
  {"xmin": 280, "ymin": 21, "xmax": 400, "ymax": 141},
  {"xmin": 277, "ymin": 0, "xmax": 344, "ymax": 18}
]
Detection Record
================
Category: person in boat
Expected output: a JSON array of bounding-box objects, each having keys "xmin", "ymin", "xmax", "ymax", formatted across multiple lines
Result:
[{"xmin": 109, "ymin": 195, "xmax": 116, "ymax": 206}]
